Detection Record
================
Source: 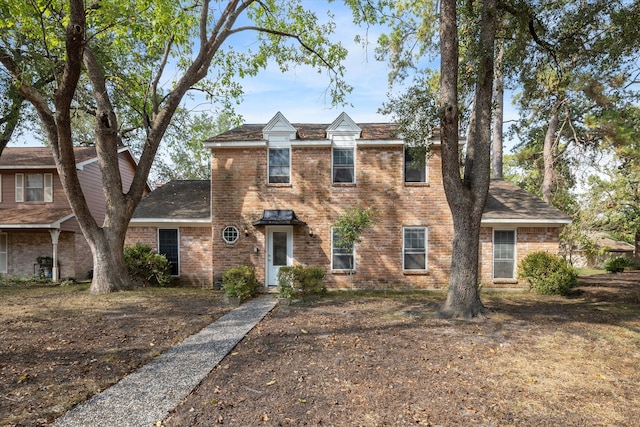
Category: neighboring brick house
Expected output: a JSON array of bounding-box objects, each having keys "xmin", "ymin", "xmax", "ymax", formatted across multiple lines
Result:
[
  {"xmin": 126, "ymin": 180, "xmax": 213, "ymax": 287},
  {"xmin": 0, "ymin": 146, "xmax": 144, "ymax": 281},
  {"xmin": 199, "ymin": 112, "xmax": 571, "ymax": 290}
]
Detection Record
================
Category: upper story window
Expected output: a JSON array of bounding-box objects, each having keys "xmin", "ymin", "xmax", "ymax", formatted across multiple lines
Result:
[
  {"xmin": 0, "ymin": 174, "xmax": 3, "ymax": 203},
  {"xmin": 404, "ymin": 147, "xmax": 427, "ymax": 183},
  {"xmin": 403, "ymin": 227, "xmax": 428, "ymax": 270},
  {"xmin": 15, "ymin": 173, "xmax": 53, "ymax": 203},
  {"xmin": 332, "ymin": 147, "xmax": 355, "ymax": 184},
  {"xmin": 268, "ymin": 147, "xmax": 291, "ymax": 184}
]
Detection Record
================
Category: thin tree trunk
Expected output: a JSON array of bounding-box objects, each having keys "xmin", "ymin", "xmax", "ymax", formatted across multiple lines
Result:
[
  {"xmin": 542, "ymin": 103, "xmax": 560, "ymax": 203},
  {"xmin": 492, "ymin": 40, "xmax": 505, "ymax": 180}
]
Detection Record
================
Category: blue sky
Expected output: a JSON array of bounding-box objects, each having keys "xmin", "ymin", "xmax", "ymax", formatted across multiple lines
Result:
[{"xmin": 10, "ymin": 1, "xmax": 518, "ymax": 144}]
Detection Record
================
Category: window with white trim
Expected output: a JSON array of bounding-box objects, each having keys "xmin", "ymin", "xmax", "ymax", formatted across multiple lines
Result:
[
  {"xmin": 158, "ymin": 229, "xmax": 179, "ymax": 276},
  {"xmin": 222, "ymin": 226, "xmax": 239, "ymax": 244},
  {"xmin": 403, "ymin": 227, "xmax": 427, "ymax": 270},
  {"xmin": 493, "ymin": 230, "xmax": 516, "ymax": 279},
  {"xmin": 15, "ymin": 173, "xmax": 53, "ymax": 202},
  {"xmin": 268, "ymin": 147, "xmax": 291, "ymax": 184},
  {"xmin": 404, "ymin": 147, "xmax": 427, "ymax": 183},
  {"xmin": 331, "ymin": 228, "xmax": 355, "ymax": 270},
  {"xmin": 0, "ymin": 233, "xmax": 7, "ymax": 274},
  {"xmin": 0, "ymin": 174, "xmax": 3, "ymax": 203},
  {"xmin": 332, "ymin": 147, "xmax": 355, "ymax": 183}
]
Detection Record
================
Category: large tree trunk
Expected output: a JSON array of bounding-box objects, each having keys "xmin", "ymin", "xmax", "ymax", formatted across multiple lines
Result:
[
  {"xmin": 492, "ymin": 40, "xmax": 505, "ymax": 179},
  {"xmin": 542, "ymin": 103, "xmax": 560, "ymax": 203},
  {"xmin": 88, "ymin": 228, "xmax": 131, "ymax": 293},
  {"xmin": 439, "ymin": 0, "xmax": 497, "ymax": 319}
]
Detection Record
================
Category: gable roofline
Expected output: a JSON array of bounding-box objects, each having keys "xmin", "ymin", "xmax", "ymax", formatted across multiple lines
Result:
[{"xmin": 204, "ymin": 112, "xmax": 460, "ymax": 148}]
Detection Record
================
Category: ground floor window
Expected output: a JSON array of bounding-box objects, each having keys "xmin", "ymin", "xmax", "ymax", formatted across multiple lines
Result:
[
  {"xmin": 0, "ymin": 233, "xmax": 7, "ymax": 273},
  {"xmin": 494, "ymin": 230, "xmax": 516, "ymax": 279},
  {"xmin": 403, "ymin": 227, "xmax": 427, "ymax": 270},
  {"xmin": 331, "ymin": 228, "xmax": 355, "ymax": 270},
  {"xmin": 158, "ymin": 229, "xmax": 179, "ymax": 276}
]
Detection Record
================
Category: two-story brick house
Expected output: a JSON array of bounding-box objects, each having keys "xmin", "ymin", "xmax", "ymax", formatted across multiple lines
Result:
[
  {"xmin": 200, "ymin": 112, "xmax": 571, "ymax": 289},
  {"xmin": 0, "ymin": 146, "xmax": 144, "ymax": 281}
]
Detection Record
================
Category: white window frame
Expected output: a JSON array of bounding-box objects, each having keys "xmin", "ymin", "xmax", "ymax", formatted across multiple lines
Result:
[
  {"xmin": 222, "ymin": 226, "xmax": 239, "ymax": 244},
  {"xmin": 15, "ymin": 173, "xmax": 53, "ymax": 202},
  {"xmin": 493, "ymin": 229, "xmax": 516, "ymax": 279},
  {"xmin": 0, "ymin": 174, "xmax": 3, "ymax": 203},
  {"xmin": 15, "ymin": 173, "xmax": 24, "ymax": 202},
  {"xmin": 158, "ymin": 228, "xmax": 180, "ymax": 277},
  {"xmin": 404, "ymin": 146, "xmax": 428, "ymax": 183},
  {"xmin": 332, "ymin": 146, "xmax": 356, "ymax": 184},
  {"xmin": 0, "ymin": 232, "xmax": 7, "ymax": 274},
  {"xmin": 331, "ymin": 227, "xmax": 355, "ymax": 271},
  {"xmin": 267, "ymin": 147, "xmax": 291, "ymax": 184},
  {"xmin": 403, "ymin": 227, "xmax": 428, "ymax": 271}
]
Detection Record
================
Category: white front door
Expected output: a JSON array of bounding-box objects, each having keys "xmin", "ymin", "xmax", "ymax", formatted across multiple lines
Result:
[{"xmin": 266, "ymin": 226, "xmax": 293, "ymax": 287}]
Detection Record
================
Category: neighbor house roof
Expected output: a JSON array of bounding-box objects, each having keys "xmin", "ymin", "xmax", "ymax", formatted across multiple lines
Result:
[
  {"xmin": 0, "ymin": 208, "xmax": 75, "ymax": 229},
  {"xmin": 585, "ymin": 231, "xmax": 635, "ymax": 252},
  {"xmin": 130, "ymin": 180, "xmax": 211, "ymax": 225},
  {"xmin": 0, "ymin": 146, "xmax": 134, "ymax": 170},
  {"xmin": 482, "ymin": 179, "xmax": 572, "ymax": 225}
]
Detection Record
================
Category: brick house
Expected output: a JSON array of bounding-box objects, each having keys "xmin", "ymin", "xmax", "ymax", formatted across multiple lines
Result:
[
  {"xmin": 126, "ymin": 180, "xmax": 213, "ymax": 287},
  {"xmin": 200, "ymin": 112, "xmax": 571, "ymax": 289},
  {"xmin": 0, "ymin": 147, "xmax": 144, "ymax": 281}
]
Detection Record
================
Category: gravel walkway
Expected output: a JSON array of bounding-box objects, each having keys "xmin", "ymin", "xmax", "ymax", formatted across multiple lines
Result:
[{"xmin": 52, "ymin": 295, "xmax": 277, "ymax": 427}]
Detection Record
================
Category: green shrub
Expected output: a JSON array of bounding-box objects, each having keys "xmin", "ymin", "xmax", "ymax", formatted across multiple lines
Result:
[
  {"xmin": 604, "ymin": 256, "xmax": 633, "ymax": 273},
  {"xmin": 222, "ymin": 265, "xmax": 258, "ymax": 301},
  {"xmin": 277, "ymin": 265, "xmax": 326, "ymax": 299},
  {"xmin": 518, "ymin": 251, "xmax": 577, "ymax": 296},
  {"xmin": 124, "ymin": 243, "xmax": 172, "ymax": 287}
]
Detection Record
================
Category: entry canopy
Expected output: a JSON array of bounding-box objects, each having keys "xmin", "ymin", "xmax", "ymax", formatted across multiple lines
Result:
[{"xmin": 252, "ymin": 210, "xmax": 307, "ymax": 226}]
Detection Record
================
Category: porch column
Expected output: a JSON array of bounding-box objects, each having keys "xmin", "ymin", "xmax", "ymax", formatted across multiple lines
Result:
[{"xmin": 49, "ymin": 229, "xmax": 60, "ymax": 283}]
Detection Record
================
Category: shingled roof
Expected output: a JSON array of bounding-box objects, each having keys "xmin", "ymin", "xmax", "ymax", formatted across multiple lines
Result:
[
  {"xmin": 0, "ymin": 147, "xmax": 102, "ymax": 168},
  {"xmin": 131, "ymin": 180, "xmax": 210, "ymax": 221},
  {"xmin": 482, "ymin": 179, "xmax": 571, "ymax": 224},
  {"xmin": 205, "ymin": 122, "xmax": 406, "ymax": 143}
]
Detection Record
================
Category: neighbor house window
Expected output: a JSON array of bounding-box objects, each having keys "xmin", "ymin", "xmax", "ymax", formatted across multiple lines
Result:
[
  {"xmin": 404, "ymin": 147, "xmax": 427, "ymax": 183},
  {"xmin": 15, "ymin": 173, "xmax": 53, "ymax": 202},
  {"xmin": 331, "ymin": 228, "xmax": 355, "ymax": 270},
  {"xmin": 158, "ymin": 229, "xmax": 179, "ymax": 276},
  {"xmin": 0, "ymin": 233, "xmax": 7, "ymax": 274},
  {"xmin": 268, "ymin": 147, "xmax": 290, "ymax": 184},
  {"xmin": 403, "ymin": 227, "xmax": 427, "ymax": 270},
  {"xmin": 494, "ymin": 230, "xmax": 516, "ymax": 279},
  {"xmin": 332, "ymin": 147, "xmax": 355, "ymax": 183},
  {"xmin": 222, "ymin": 226, "xmax": 239, "ymax": 244}
]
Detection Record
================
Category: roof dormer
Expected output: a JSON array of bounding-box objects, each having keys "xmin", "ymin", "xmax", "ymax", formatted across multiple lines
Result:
[
  {"xmin": 326, "ymin": 112, "xmax": 361, "ymax": 143},
  {"xmin": 262, "ymin": 112, "xmax": 297, "ymax": 144}
]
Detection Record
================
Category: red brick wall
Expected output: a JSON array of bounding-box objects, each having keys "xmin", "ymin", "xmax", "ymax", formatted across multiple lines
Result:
[
  {"xmin": 125, "ymin": 225, "xmax": 213, "ymax": 287},
  {"xmin": 4, "ymin": 230, "xmax": 78, "ymax": 279},
  {"xmin": 212, "ymin": 144, "xmax": 454, "ymax": 289},
  {"xmin": 479, "ymin": 226, "xmax": 563, "ymax": 287}
]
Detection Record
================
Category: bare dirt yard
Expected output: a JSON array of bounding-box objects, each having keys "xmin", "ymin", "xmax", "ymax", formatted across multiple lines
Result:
[
  {"xmin": 0, "ymin": 285, "xmax": 231, "ymax": 426},
  {"xmin": 1, "ymin": 273, "xmax": 639, "ymax": 427}
]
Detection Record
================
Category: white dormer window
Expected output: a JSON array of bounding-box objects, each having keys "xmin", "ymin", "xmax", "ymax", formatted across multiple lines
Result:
[
  {"xmin": 268, "ymin": 147, "xmax": 290, "ymax": 184},
  {"xmin": 263, "ymin": 112, "xmax": 296, "ymax": 185},
  {"xmin": 328, "ymin": 113, "xmax": 360, "ymax": 185}
]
